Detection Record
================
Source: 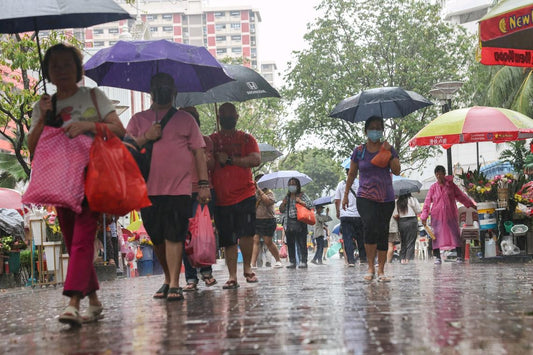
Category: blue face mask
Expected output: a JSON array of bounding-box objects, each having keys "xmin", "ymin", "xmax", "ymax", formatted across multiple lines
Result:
[
  {"xmin": 367, "ymin": 130, "xmax": 383, "ymax": 143},
  {"xmin": 288, "ymin": 186, "xmax": 297, "ymax": 193}
]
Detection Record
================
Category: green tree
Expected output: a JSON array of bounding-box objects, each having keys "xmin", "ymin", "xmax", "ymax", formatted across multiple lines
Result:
[
  {"xmin": 499, "ymin": 140, "xmax": 529, "ymax": 173},
  {"xmin": 283, "ymin": 0, "xmax": 475, "ymax": 174},
  {"xmin": 486, "ymin": 66, "xmax": 533, "ymax": 118},
  {"xmin": 0, "ymin": 32, "xmax": 80, "ymax": 186}
]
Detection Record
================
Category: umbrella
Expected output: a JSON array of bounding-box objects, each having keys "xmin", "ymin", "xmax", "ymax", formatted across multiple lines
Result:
[
  {"xmin": 257, "ymin": 170, "xmax": 312, "ymax": 190},
  {"xmin": 393, "ymin": 179, "xmax": 422, "ymax": 196},
  {"xmin": 0, "ymin": 188, "xmax": 22, "ymax": 210},
  {"xmin": 0, "ymin": 208, "xmax": 24, "ymax": 239},
  {"xmin": 0, "ymin": 0, "xmax": 132, "ymax": 93},
  {"xmin": 258, "ymin": 143, "xmax": 283, "ymax": 163},
  {"xmin": 175, "ymin": 63, "xmax": 281, "ymax": 106},
  {"xmin": 478, "ymin": 0, "xmax": 533, "ymax": 67},
  {"xmin": 409, "ymin": 106, "xmax": 533, "ymax": 147},
  {"xmin": 313, "ymin": 196, "xmax": 333, "ymax": 206},
  {"xmin": 329, "ymin": 87, "xmax": 433, "ymax": 123},
  {"xmin": 84, "ymin": 39, "xmax": 234, "ymax": 93},
  {"xmin": 332, "ymin": 223, "xmax": 341, "ymax": 235}
]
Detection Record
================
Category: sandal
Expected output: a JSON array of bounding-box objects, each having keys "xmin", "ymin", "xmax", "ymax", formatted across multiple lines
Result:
[
  {"xmin": 58, "ymin": 305, "xmax": 82, "ymax": 327},
  {"xmin": 82, "ymin": 303, "xmax": 104, "ymax": 323},
  {"xmin": 364, "ymin": 273, "xmax": 375, "ymax": 282},
  {"xmin": 243, "ymin": 272, "xmax": 258, "ymax": 283},
  {"xmin": 202, "ymin": 275, "xmax": 217, "ymax": 287},
  {"xmin": 167, "ymin": 287, "xmax": 184, "ymax": 302},
  {"xmin": 183, "ymin": 282, "xmax": 198, "ymax": 292},
  {"xmin": 153, "ymin": 284, "xmax": 170, "ymax": 299},
  {"xmin": 222, "ymin": 280, "xmax": 240, "ymax": 289},
  {"xmin": 377, "ymin": 275, "xmax": 391, "ymax": 283}
]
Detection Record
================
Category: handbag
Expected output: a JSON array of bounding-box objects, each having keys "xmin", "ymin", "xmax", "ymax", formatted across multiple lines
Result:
[
  {"xmin": 295, "ymin": 203, "xmax": 316, "ymax": 225},
  {"xmin": 185, "ymin": 205, "xmax": 217, "ymax": 267},
  {"xmin": 370, "ymin": 145, "xmax": 392, "ymax": 168},
  {"xmin": 22, "ymin": 126, "xmax": 93, "ymax": 214},
  {"xmin": 85, "ymin": 123, "xmax": 151, "ymax": 216}
]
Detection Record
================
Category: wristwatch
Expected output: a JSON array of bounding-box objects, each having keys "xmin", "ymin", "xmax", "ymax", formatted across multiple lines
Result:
[{"xmin": 225, "ymin": 156, "xmax": 233, "ymax": 165}]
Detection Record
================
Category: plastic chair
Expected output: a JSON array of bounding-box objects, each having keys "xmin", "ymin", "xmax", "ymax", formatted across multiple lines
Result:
[
  {"xmin": 415, "ymin": 237, "xmax": 428, "ymax": 260},
  {"xmin": 458, "ymin": 206, "xmax": 479, "ymax": 240}
]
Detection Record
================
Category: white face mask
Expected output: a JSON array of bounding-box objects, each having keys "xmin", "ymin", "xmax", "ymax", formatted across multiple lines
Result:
[{"xmin": 288, "ymin": 185, "xmax": 297, "ymax": 193}]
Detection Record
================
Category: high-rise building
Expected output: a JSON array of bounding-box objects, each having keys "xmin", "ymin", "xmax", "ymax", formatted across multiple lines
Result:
[{"xmin": 441, "ymin": 0, "xmax": 492, "ymax": 33}]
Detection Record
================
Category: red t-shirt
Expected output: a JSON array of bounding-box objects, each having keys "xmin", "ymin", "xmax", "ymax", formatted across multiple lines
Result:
[{"xmin": 210, "ymin": 130, "xmax": 259, "ymax": 206}]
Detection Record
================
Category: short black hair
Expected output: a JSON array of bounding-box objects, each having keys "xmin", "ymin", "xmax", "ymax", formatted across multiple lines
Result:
[
  {"xmin": 150, "ymin": 72, "xmax": 175, "ymax": 92},
  {"xmin": 434, "ymin": 165, "xmax": 446, "ymax": 174},
  {"xmin": 364, "ymin": 116, "xmax": 384, "ymax": 133},
  {"xmin": 42, "ymin": 43, "xmax": 84, "ymax": 82}
]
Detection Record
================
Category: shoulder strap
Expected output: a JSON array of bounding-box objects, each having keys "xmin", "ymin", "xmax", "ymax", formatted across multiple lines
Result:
[
  {"xmin": 90, "ymin": 88, "xmax": 102, "ymax": 121},
  {"xmin": 344, "ymin": 180, "xmax": 357, "ymax": 198},
  {"xmin": 159, "ymin": 107, "xmax": 177, "ymax": 130}
]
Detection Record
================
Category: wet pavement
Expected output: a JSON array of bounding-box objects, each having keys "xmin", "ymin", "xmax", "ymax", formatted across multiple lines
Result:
[{"xmin": 1, "ymin": 257, "xmax": 533, "ymax": 354}]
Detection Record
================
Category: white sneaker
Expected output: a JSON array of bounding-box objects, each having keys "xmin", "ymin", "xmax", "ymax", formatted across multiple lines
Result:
[{"xmin": 274, "ymin": 261, "xmax": 283, "ymax": 268}]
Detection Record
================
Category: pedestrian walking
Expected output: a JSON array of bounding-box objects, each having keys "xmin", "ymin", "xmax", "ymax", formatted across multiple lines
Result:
[
  {"xmin": 342, "ymin": 116, "xmax": 401, "ymax": 282},
  {"xmin": 420, "ymin": 165, "xmax": 476, "ymax": 264},
  {"xmin": 279, "ymin": 177, "xmax": 314, "ymax": 269},
  {"xmin": 394, "ymin": 192, "xmax": 422, "ymax": 263},
  {"xmin": 179, "ymin": 106, "xmax": 217, "ymax": 292},
  {"xmin": 127, "ymin": 73, "xmax": 210, "ymax": 301},
  {"xmin": 311, "ymin": 205, "xmax": 332, "ymax": 265},
  {"xmin": 387, "ymin": 212, "xmax": 400, "ymax": 263},
  {"xmin": 251, "ymin": 173, "xmax": 283, "ymax": 269},
  {"xmin": 27, "ymin": 43, "xmax": 127, "ymax": 326},
  {"xmin": 210, "ymin": 103, "xmax": 261, "ymax": 288},
  {"xmin": 334, "ymin": 170, "xmax": 366, "ymax": 266}
]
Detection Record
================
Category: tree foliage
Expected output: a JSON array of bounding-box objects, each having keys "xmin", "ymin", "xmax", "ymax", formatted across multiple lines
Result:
[
  {"xmin": 283, "ymin": 0, "xmax": 475, "ymax": 174},
  {"xmin": 499, "ymin": 140, "xmax": 529, "ymax": 173}
]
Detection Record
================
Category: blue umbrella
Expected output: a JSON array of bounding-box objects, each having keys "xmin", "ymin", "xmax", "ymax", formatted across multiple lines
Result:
[
  {"xmin": 313, "ymin": 195, "xmax": 333, "ymax": 206},
  {"xmin": 84, "ymin": 40, "xmax": 234, "ymax": 93},
  {"xmin": 257, "ymin": 170, "xmax": 312, "ymax": 190},
  {"xmin": 332, "ymin": 223, "xmax": 341, "ymax": 235}
]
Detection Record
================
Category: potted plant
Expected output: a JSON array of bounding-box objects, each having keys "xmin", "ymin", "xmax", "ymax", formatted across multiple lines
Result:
[{"xmin": 0, "ymin": 236, "xmax": 27, "ymax": 274}]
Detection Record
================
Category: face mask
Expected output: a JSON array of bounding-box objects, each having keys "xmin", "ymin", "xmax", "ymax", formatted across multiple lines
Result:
[
  {"xmin": 219, "ymin": 115, "xmax": 237, "ymax": 130},
  {"xmin": 153, "ymin": 86, "xmax": 174, "ymax": 105},
  {"xmin": 367, "ymin": 130, "xmax": 383, "ymax": 143},
  {"xmin": 288, "ymin": 185, "xmax": 297, "ymax": 193}
]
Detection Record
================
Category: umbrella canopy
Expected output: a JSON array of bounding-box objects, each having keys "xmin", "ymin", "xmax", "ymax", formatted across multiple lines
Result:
[
  {"xmin": 84, "ymin": 40, "xmax": 234, "ymax": 93},
  {"xmin": 0, "ymin": 188, "xmax": 22, "ymax": 210},
  {"xmin": 478, "ymin": 0, "xmax": 533, "ymax": 67},
  {"xmin": 257, "ymin": 170, "xmax": 312, "ymax": 190},
  {"xmin": 329, "ymin": 87, "xmax": 433, "ymax": 123},
  {"xmin": 313, "ymin": 196, "xmax": 333, "ymax": 206},
  {"xmin": 0, "ymin": 0, "xmax": 132, "ymax": 33},
  {"xmin": 258, "ymin": 143, "xmax": 283, "ymax": 163},
  {"xmin": 409, "ymin": 106, "xmax": 533, "ymax": 147},
  {"xmin": 332, "ymin": 223, "xmax": 341, "ymax": 235},
  {"xmin": 175, "ymin": 63, "xmax": 281, "ymax": 106},
  {"xmin": 393, "ymin": 179, "xmax": 422, "ymax": 196}
]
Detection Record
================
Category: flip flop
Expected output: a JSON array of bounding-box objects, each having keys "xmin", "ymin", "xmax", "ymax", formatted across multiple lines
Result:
[
  {"xmin": 363, "ymin": 273, "xmax": 375, "ymax": 282},
  {"xmin": 377, "ymin": 275, "xmax": 391, "ymax": 283},
  {"xmin": 202, "ymin": 275, "xmax": 217, "ymax": 287},
  {"xmin": 167, "ymin": 287, "xmax": 184, "ymax": 301},
  {"xmin": 222, "ymin": 280, "xmax": 240, "ymax": 289},
  {"xmin": 153, "ymin": 284, "xmax": 170, "ymax": 299},
  {"xmin": 183, "ymin": 282, "xmax": 198, "ymax": 292},
  {"xmin": 243, "ymin": 272, "xmax": 258, "ymax": 283}
]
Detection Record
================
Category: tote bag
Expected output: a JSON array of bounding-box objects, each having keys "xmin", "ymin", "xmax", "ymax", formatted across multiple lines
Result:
[
  {"xmin": 295, "ymin": 203, "xmax": 316, "ymax": 225},
  {"xmin": 185, "ymin": 205, "xmax": 216, "ymax": 267},
  {"xmin": 22, "ymin": 127, "xmax": 92, "ymax": 214}
]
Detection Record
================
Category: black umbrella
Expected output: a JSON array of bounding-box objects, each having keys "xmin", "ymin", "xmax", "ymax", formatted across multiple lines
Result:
[
  {"xmin": 0, "ymin": 0, "xmax": 132, "ymax": 93},
  {"xmin": 175, "ymin": 63, "xmax": 281, "ymax": 107},
  {"xmin": 329, "ymin": 86, "xmax": 433, "ymax": 123}
]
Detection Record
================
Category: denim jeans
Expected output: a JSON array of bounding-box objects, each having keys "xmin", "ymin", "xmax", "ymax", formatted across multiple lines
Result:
[
  {"xmin": 340, "ymin": 217, "xmax": 366, "ymax": 264},
  {"xmin": 312, "ymin": 236, "xmax": 324, "ymax": 262}
]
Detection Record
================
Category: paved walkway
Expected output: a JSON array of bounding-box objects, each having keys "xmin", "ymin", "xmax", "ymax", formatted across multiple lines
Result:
[{"xmin": 1, "ymin": 257, "xmax": 533, "ymax": 354}]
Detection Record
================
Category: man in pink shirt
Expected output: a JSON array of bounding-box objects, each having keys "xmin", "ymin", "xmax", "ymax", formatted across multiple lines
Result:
[{"xmin": 127, "ymin": 73, "xmax": 210, "ymax": 301}]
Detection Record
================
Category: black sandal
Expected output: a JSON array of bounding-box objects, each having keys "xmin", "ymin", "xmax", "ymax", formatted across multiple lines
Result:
[
  {"xmin": 202, "ymin": 275, "xmax": 217, "ymax": 287},
  {"xmin": 166, "ymin": 287, "xmax": 184, "ymax": 301},
  {"xmin": 153, "ymin": 284, "xmax": 169, "ymax": 299}
]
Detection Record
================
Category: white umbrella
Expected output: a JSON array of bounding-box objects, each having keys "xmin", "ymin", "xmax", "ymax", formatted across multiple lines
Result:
[
  {"xmin": 257, "ymin": 170, "xmax": 312, "ymax": 189},
  {"xmin": 258, "ymin": 143, "xmax": 283, "ymax": 163}
]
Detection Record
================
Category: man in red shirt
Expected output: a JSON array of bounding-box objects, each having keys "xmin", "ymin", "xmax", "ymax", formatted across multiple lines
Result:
[{"xmin": 210, "ymin": 102, "xmax": 261, "ymax": 288}]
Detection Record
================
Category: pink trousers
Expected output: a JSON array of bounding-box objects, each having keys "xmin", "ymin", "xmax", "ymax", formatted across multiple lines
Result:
[{"xmin": 56, "ymin": 204, "xmax": 100, "ymax": 298}]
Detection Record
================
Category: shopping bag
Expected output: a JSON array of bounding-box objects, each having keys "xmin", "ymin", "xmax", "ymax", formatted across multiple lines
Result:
[
  {"xmin": 136, "ymin": 246, "xmax": 143, "ymax": 260},
  {"xmin": 185, "ymin": 205, "xmax": 216, "ymax": 267},
  {"xmin": 85, "ymin": 124, "xmax": 151, "ymax": 216},
  {"xmin": 22, "ymin": 127, "xmax": 92, "ymax": 214},
  {"xmin": 295, "ymin": 203, "xmax": 316, "ymax": 225},
  {"xmin": 370, "ymin": 145, "xmax": 392, "ymax": 168},
  {"xmin": 279, "ymin": 244, "xmax": 288, "ymax": 259}
]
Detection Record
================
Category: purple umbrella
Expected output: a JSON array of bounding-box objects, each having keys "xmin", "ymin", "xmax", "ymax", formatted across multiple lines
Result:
[{"xmin": 84, "ymin": 40, "xmax": 234, "ymax": 93}]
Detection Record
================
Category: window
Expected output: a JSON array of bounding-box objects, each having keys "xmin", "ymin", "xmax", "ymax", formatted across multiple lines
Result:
[
  {"xmin": 94, "ymin": 41, "xmax": 105, "ymax": 47},
  {"xmin": 93, "ymin": 28, "xmax": 104, "ymax": 35},
  {"xmin": 231, "ymin": 35, "xmax": 241, "ymax": 41},
  {"xmin": 109, "ymin": 41, "xmax": 117, "ymax": 46},
  {"xmin": 108, "ymin": 28, "xmax": 119, "ymax": 34},
  {"xmin": 231, "ymin": 47, "xmax": 242, "ymax": 54},
  {"xmin": 162, "ymin": 14, "xmax": 173, "ymax": 20},
  {"xmin": 230, "ymin": 23, "xmax": 241, "ymax": 30},
  {"xmin": 214, "ymin": 11, "xmax": 225, "ymax": 17},
  {"xmin": 163, "ymin": 26, "xmax": 173, "ymax": 32},
  {"xmin": 150, "ymin": 27, "xmax": 158, "ymax": 32},
  {"xmin": 230, "ymin": 11, "xmax": 240, "ymax": 17},
  {"xmin": 216, "ymin": 35, "xmax": 227, "ymax": 42},
  {"xmin": 146, "ymin": 15, "xmax": 157, "ymax": 21},
  {"xmin": 215, "ymin": 24, "xmax": 226, "ymax": 31},
  {"xmin": 216, "ymin": 48, "xmax": 227, "ymax": 54}
]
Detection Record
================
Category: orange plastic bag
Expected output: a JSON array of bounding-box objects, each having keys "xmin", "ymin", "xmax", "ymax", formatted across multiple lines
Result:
[
  {"xmin": 185, "ymin": 205, "xmax": 216, "ymax": 267},
  {"xmin": 85, "ymin": 124, "xmax": 151, "ymax": 216},
  {"xmin": 136, "ymin": 246, "xmax": 143, "ymax": 260},
  {"xmin": 370, "ymin": 145, "xmax": 392, "ymax": 168},
  {"xmin": 296, "ymin": 203, "xmax": 316, "ymax": 225}
]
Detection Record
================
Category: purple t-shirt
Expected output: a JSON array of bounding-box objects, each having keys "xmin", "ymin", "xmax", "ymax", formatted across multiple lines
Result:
[{"xmin": 351, "ymin": 144, "xmax": 398, "ymax": 203}]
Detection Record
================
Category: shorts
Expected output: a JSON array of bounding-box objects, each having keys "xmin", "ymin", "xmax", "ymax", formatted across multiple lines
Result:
[
  {"xmin": 140, "ymin": 195, "xmax": 191, "ymax": 246},
  {"xmin": 388, "ymin": 232, "xmax": 400, "ymax": 244},
  {"xmin": 255, "ymin": 218, "xmax": 276, "ymax": 237},
  {"xmin": 324, "ymin": 239, "xmax": 329, "ymax": 248},
  {"xmin": 214, "ymin": 196, "xmax": 256, "ymax": 247}
]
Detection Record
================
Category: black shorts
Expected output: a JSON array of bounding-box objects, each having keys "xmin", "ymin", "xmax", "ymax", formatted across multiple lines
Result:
[
  {"xmin": 255, "ymin": 218, "xmax": 276, "ymax": 237},
  {"xmin": 214, "ymin": 196, "xmax": 256, "ymax": 247},
  {"xmin": 140, "ymin": 195, "xmax": 191, "ymax": 246}
]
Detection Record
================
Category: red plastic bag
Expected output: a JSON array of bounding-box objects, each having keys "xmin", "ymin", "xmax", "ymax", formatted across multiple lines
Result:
[
  {"xmin": 85, "ymin": 124, "xmax": 151, "ymax": 216},
  {"xmin": 279, "ymin": 244, "xmax": 288, "ymax": 259},
  {"xmin": 296, "ymin": 203, "xmax": 316, "ymax": 225},
  {"xmin": 22, "ymin": 127, "xmax": 92, "ymax": 214},
  {"xmin": 185, "ymin": 205, "xmax": 216, "ymax": 267}
]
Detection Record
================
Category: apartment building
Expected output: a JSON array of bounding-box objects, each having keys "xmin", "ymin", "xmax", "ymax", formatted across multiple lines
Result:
[{"xmin": 441, "ymin": 0, "xmax": 492, "ymax": 33}]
